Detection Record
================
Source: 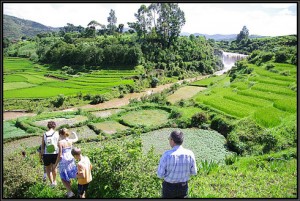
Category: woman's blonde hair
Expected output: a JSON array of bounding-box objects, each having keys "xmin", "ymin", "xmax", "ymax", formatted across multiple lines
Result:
[{"xmin": 59, "ymin": 128, "xmax": 70, "ymax": 137}]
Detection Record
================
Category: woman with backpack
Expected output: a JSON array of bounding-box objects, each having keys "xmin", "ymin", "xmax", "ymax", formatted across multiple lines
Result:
[
  {"xmin": 53, "ymin": 128, "xmax": 78, "ymax": 198},
  {"xmin": 41, "ymin": 121, "xmax": 59, "ymax": 187}
]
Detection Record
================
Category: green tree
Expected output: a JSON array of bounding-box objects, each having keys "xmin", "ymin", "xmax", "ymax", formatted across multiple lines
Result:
[
  {"xmin": 156, "ymin": 3, "xmax": 185, "ymax": 49},
  {"xmin": 236, "ymin": 26, "xmax": 249, "ymax": 43},
  {"xmin": 87, "ymin": 20, "xmax": 102, "ymax": 37},
  {"xmin": 117, "ymin": 23, "xmax": 124, "ymax": 33},
  {"xmin": 107, "ymin": 9, "xmax": 117, "ymax": 35},
  {"xmin": 128, "ymin": 5, "xmax": 152, "ymax": 39}
]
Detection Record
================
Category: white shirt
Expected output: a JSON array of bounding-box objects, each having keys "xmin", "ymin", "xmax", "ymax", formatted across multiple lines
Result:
[{"xmin": 157, "ymin": 145, "xmax": 197, "ymax": 183}]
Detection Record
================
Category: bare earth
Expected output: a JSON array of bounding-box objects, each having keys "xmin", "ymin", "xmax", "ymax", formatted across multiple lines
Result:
[{"xmin": 3, "ymin": 75, "xmax": 208, "ymax": 121}]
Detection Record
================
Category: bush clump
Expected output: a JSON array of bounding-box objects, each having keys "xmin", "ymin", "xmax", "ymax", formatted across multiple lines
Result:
[
  {"xmin": 191, "ymin": 112, "xmax": 209, "ymax": 128},
  {"xmin": 210, "ymin": 115, "xmax": 233, "ymax": 137}
]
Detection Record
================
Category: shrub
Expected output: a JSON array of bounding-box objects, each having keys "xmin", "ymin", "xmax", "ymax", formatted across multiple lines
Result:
[
  {"xmin": 51, "ymin": 94, "xmax": 65, "ymax": 108},
  {"xmin": 210, "ymin": 116, "xmax": 233, "ymax": 137},
  {"xmin": 91, "ymin": 95, "xmax": 106, "ymax": 104},
  {"xmin": 83, "ymin": 93, "xmax": 92, "ymax": 101},
  {"xmin": 3, "ymin": 152, "xmax": 41, "ymax": 198},
  {"xmin": 261, "ymin": 52, "xmax": 274, "ymax": 62},
  {"xmin": 275, "ymin": 51, "xmax": 287, "ymax": 63},
  {"xmin": 150, "ymin": 77, "xmax": 159, "ymax": 88},
  {"xmin": 279, "ymin": 71, "xmax": 290, "ymax": 76},
  {"xmin": 85, "ymin": 136, "xmax": 161, "ymax": 198},
  {"xmin": 170, "ymin": 109, "xmax": 182, "ymax": 119},
  {"xmin": 265, "ymin": 63, "xmax": 275, "ymax": 70},
  {"xmin": 227, "ymin": 119, "xmax": 278, "ymax": 155},
  {"xmin": 191, "ymin": 112, "xmax": 209, "ymax": 128}
]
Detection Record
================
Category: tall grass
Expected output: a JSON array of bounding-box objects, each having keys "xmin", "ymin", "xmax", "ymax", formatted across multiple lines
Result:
[
  {"xmin": 273, "ymin": 97, "xmax": 296, "ymax": 113},
  {"xmin": 253, "ymin": 106, "xmax": 289, "ymax": 128}
]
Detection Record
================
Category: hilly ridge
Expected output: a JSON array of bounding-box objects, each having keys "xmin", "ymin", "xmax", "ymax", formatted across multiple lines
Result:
[
  {"xmin": 3, "ymin": 14, "xmax": 60, "ymax": 40},
  {"xmin": 4, "ymin": 14, "xmax": 265, "ymax": 41}
]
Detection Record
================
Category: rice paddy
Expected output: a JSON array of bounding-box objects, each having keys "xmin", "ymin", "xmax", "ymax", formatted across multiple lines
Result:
[
  {"xmin": 192, "ymin": 62, "xmax": 296, "ymax": 128},
  {"xmin": 3, "ymin": 57, "xmax": 139, "ymax": 99}
]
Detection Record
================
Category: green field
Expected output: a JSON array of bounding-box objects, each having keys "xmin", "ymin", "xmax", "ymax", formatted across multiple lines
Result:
[
  {"xmin": 193, "ymin": 62, "xmax": 296, "ymax": 128},
  {"xmin": 2, "ymin": 58, "xmax": 297, "ymax": 199},
  {"xmin": 119, "ymin": 109, "xmax": 170, "ymax": 127},
  {"xmin": 3, "ymin": 57, "xmax": 138, "ymax": 99},
  {"xmin": 3, "ymin": 121, "xmax": 28, "ymax": 139},
  {"xmin": 141, "ymin": 128, "xmax": 230, "ymax": 163},
  {"xmin": 167, "ymin": 86, "xmax": 206, "ymax": 104},
  {"xmin": 92, "ymin": 121, "xmax": 129, "ymax": 134}
]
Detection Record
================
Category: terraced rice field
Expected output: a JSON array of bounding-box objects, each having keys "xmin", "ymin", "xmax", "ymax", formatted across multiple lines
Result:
[
  {"xmin": 3, "ymin": 57, "xmax": 138, "ymax": 99},
  {"xmin": 193, "ymin": 63, "xmax": 296, "ymax": 127},
  {"xmin": 191, "ymin": 74, "xmax": 227, "ymax": 87}
]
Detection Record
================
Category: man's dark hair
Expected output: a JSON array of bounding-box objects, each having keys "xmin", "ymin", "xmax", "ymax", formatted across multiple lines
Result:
[
  {"xmin": 47, "ymin": 121, "xmax": 56, "ymax": 129},
  {"xmin": 170, "ymin": 130, "xmax": 184, "ymax": 145}
]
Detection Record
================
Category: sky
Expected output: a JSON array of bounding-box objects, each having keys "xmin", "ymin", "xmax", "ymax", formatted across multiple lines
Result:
[{"xmin": 3, "ymin": 3, "xmax": 297, "ymax": 36}]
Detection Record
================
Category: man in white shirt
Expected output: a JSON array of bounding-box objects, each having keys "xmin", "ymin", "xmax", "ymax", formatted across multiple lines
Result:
[{"xmin": 157, "ymin": 130, "xmax": 197, "ymax": 198}]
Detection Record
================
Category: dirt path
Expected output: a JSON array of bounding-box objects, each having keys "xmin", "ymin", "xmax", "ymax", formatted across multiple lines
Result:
[{"xmin": 3, "ymin": 75, "xmax": 208, "ymax": 120}]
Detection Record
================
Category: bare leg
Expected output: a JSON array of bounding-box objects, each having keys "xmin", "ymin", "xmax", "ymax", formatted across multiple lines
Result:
[
  {"xmin": 45, "ymin": 165, "xmax": 53, "ymax": 184},
  {"xmin": 61, "ymin": 179, "xmax": 72, "ymax": 192},
  {"xmin": 51, "ymin": 164, "xmax": 57, "ymax": 184}
]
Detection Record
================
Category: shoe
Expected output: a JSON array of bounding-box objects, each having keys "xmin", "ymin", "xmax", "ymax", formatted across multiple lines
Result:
[
  {"xmin": 50, "ymin": 181, "xmax": 57, "ymax": 188},
  {"xmin": 43, "ymin": 174, "xmax": 47, "ymax": 182},
  {"xmin": 67, "ymin": 191, "xmax": 75, "ymax": 198}
]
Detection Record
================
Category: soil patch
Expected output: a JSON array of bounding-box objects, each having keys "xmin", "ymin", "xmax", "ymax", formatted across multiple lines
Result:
[
  {"xmin": 91, "ymin": 109, "xmax": 123, "ymax": 118},
  {"xmin": 33, "ymin": 116, "xmax": 88, "ymax": 127},
  {"xmin": 167, "ymin": 86, "xmax": 207, "ymax": 104},
  {"xmin": 3, "ymin": 112, "xmax": 36, "ymax": 121}
]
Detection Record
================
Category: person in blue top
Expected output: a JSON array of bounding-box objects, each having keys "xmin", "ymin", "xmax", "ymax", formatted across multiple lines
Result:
[
  {"xmin": 157, "ymin": 130, "xmax": 197, "ymax": 198},
  {"xmin": 53, "ymin": 128, "xmax": 78, "ymax": 198}
]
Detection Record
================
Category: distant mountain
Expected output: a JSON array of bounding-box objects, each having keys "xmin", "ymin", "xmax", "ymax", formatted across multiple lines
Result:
[
  {"xmin": 4, "ymin": 14, "xmax": 266, "ymax": 42},
  {"xmin": 180, "ymin": 32, "xmax": 266, "ymax": 41},
  {"xmin": 3, "ymin": 14, "xmax": 60, "ymax": 40}
]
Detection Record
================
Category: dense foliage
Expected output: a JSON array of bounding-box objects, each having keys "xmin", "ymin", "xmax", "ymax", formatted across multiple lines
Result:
[{"xmin": 3, "ymin": 4, "xmax": 297, "ymax": 199}]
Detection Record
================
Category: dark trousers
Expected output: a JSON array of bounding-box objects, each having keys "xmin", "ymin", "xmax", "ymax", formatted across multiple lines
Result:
[{"xmin": 162, "ymin": 181, "xmax": 188, "ymax": 198}]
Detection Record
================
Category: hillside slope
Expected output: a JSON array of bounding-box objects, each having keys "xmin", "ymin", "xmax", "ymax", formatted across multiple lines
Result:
[{"xmin": 3, "ymin": 14, "xmax": 59, "ymax": 40}]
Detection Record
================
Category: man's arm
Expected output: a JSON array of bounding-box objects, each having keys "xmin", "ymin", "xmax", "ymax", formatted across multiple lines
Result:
[
  {"xmin": 157, "ymin": 154, "xmax": 167, "ymax": 179},
  {"xmin": 190, "ymin": 153, "xmax": 197, "ymax": 175},
  {"xmin": 41, "ymin": 135, "xmax": 45, "ymax": 155}
]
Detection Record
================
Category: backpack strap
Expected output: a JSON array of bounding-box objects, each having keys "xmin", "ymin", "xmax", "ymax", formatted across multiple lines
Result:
[{"xmin": 45, "ymin": 131, "xmax": 56, "ymax": 138}]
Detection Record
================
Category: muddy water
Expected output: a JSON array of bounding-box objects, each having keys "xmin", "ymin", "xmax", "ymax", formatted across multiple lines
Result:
[{"xmin": 3, "ymin": 75, "xmax": 208, "ymax": 120}]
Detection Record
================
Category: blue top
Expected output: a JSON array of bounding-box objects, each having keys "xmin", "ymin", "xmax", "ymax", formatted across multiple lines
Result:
[{"xmin": 59, "ymin": 146, "xmax": 77, "ymax": 182}]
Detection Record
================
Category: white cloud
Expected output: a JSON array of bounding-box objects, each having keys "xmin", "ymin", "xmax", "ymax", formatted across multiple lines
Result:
[{"xmin": 3, "ymin": 3, "xmax": 296, "ymax": 36}]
